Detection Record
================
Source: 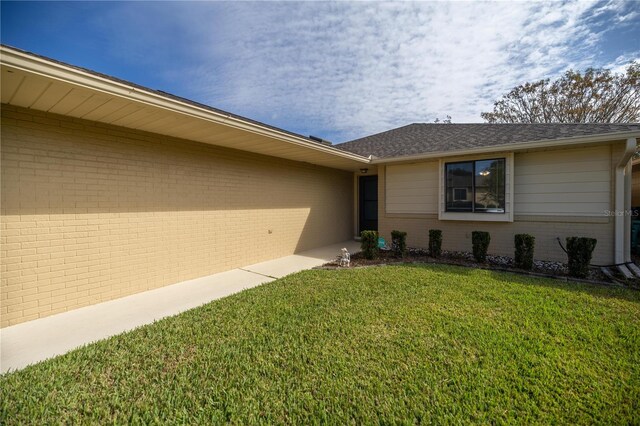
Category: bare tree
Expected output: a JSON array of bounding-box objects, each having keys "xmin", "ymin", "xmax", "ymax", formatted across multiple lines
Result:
[
  {"xmin": 481, "ymin": 62, "xmax": 640, "ymax": 123},
  {"xmin": 434, "ymin": 115, "xmax": 452, "ymax": 124}
]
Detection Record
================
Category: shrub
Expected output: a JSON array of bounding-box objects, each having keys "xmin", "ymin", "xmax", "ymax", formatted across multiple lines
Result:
[
  {"xmin": 514, "ymin": 234, "xmax": 535, "ymax": 270},
  {"xmin": 566, "ymin": 237, "xmax": 597, "ymax": 278},
  {"xmin": 391, "ymin": 230, "xmax": 407, "ymax": 258},
  {"xmin": 429, "ymin": 229, "xmax": 442, "ymax": 258},
  {"xmin": 360, "ymin": 230, "xmax": 379, "ymax": 260},
  {"xmin": 472, "ymin": 231, "xmax": 491, "ymax": 263}
]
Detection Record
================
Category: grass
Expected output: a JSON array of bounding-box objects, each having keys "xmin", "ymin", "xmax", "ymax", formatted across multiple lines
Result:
[{"xmin": 1, "ymin": 264, "xmax": 639, "ymax": 424}]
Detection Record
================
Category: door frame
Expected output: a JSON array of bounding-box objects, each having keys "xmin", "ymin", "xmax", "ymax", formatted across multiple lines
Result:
[{"xmin": 357, "ymin": 174, "xmax": 378, "ymax": 236}]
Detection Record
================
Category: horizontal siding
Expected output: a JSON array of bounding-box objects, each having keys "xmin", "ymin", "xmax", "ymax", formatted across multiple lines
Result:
[
  {"xmin": 514, "ymin": 146, "xmax": 611, "ymax": 216},
  {"xmin": 514, "ymin": 171, "xmax": 610, "ymax": 185},
  {"xmin": 385, "ymin": 162, "xmax": 438, "ymax": 214},
  {"xmin": 516, "ymin": 160, "xmax": 608, "ymax": 175},
  {"xmin": 377, "ymin": 165, "xmax": 615, "ymax": 265},
  {"xmin": 515, "ymin": 202, "xmax": 610, "ymax": 215},
  {"xmin": 515, "ymin": 181, "xmax": 610, "ymax": 194},
  {"xmin": 517, "ymin": 192, "xmax": 610, "ymax": 203}
]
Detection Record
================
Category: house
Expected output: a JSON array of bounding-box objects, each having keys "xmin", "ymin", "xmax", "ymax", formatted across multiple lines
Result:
[
  {"xmin": 338, "ymin": 123, "xmax": 640, "ymax": 269},
  {"xmin": 0, "ymin": 46, "xmax": 368, "ymax": 327},
  {"xmin": 1, "ymin": 45, "xmax": 639, "ymax": 327}
]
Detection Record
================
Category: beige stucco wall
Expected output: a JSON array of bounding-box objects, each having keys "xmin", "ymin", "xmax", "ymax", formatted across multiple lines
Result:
[
  {"xmin": 1, "ymin": 105, "xmax": 353, "ymax": 327},
  {"xmin": 376, "ymin": 144, "xmax": 623, "ymax": 265}
]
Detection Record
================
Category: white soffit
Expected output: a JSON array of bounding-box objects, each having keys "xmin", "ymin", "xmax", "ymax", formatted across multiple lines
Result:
[{"xmin": 0, "ymin": 46, "xmax": 369, "ymax": 171}]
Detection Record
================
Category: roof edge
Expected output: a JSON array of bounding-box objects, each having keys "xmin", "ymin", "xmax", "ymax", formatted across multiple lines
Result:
[
  {"xmin": 369, "ymin": 131, "xmax": 640, "ymax": 164},
  {"xmin": 0, "ymin": 45, "xmax": 370, "ymax": 164}
]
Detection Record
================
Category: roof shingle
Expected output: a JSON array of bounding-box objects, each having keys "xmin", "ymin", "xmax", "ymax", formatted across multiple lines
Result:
[{"xmin": 335, "ymin": 123, "xmax": 640, "ymax": 158}]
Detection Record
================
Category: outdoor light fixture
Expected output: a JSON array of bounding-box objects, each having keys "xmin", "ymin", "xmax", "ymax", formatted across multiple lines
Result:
[
  {"xmin": 479, "ymin": 170, "xmax": 490, "ymax": 176},
  {"xmin": 360, "ymin": 168, "xmax": 368, "ymax": 174}
]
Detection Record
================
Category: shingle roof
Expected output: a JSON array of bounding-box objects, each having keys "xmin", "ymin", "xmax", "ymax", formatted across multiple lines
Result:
[{"xmin": 335, "ymin": 123, "xmax": 640, "ymax": 158}]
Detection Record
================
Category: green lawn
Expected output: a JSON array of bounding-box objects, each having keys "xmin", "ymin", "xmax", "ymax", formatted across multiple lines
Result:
[{"xmin": 2, "ymin": 264, "xmax": 639, "ymax": 424}]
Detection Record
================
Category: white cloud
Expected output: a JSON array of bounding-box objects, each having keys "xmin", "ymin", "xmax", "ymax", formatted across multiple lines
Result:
[
  {"xmin": 604, "ymin": 54, "xmax": 640, "ymax": 74},
  {"xmin": 113, "ymin": 1, "xmax": 640, "ymax": 141}
]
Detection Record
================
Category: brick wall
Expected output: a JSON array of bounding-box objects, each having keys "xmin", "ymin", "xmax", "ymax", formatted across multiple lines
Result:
[{"xmin": 1, "ymin": 105, "xmax": 353, "ymax": 327}]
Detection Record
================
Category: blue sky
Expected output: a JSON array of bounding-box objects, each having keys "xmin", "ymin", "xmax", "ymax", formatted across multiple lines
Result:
[{"xmin": 2, "ymin": 1, "xmax": 639, "ymax": 142}]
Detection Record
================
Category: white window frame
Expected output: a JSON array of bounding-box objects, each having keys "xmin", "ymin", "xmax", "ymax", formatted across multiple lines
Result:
[{"xmin": 438, "ymin": 152, "xmax": 514, "ymax": 222}]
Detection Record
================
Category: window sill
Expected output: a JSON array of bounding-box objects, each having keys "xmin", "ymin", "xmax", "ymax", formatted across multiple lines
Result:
[{"xmin": 438, "ymin": 211, "xmax": 514, "ymax": 222}]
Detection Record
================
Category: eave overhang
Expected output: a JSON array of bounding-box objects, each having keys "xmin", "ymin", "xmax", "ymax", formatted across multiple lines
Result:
[
  {"xmin": 0, "ymin": 45, "xmax": 369, "ymax": 171},
  {"xmin": 3, "ymin": 46, "xmax": 639, "ymax": 171}
]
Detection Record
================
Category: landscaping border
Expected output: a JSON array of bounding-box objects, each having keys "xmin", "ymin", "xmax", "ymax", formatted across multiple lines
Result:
[{"xmin": 318, "ymin": 257, "xmax": 635, "ymax": 290}]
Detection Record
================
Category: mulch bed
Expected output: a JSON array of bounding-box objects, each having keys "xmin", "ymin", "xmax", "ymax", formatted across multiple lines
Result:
[{"xmin": 321, "ymin": 248, "xmax": 639, "ymax": 288}]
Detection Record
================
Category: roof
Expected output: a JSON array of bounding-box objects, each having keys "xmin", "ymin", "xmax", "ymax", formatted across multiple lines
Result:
[
  {"xmin": 1, "ymin": 45, "xmax": 321, "ymax": 145},
  {"xmin": 336, "ymin": 123, "xmax": 640, "ymax": 159},
  {"xmin": 3, "ymin": 45, "xmax": 639, "ymax": 168},
  {"xmin": 0, "ymin": 45, "xmax": 369, "ymax": 171}
]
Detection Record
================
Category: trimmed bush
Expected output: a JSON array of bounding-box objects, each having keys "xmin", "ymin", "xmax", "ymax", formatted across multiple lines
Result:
[
  {"xmin": 514, "ymin": 234, "xmax": 535, "ymax": 270},
  {"xmin": 360, "ymin": 230, "xmax": 379, "ymax": 260},
  {"xmin": 472, "ymin": 231, "xmax": 491, "ymax": 263},
  {"xmin": 566, "ymin": 237, "xmax": 597, "ymax": 278},
  {"xmin": 391, "ymin": 230, "xmax": 407, "ymax": 258},
  {"xmin": 429, "ymin": 229, "xmax": 442, "ymax": 258}
]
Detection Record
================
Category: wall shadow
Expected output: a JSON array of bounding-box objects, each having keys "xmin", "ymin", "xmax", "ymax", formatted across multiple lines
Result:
[{"xmin": 1, "ymin": 106, "xmax": 354, "ymax": 269}]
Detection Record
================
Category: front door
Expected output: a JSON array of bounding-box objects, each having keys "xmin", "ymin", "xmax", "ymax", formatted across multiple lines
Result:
[{"xmin": 359, "ymin": 175, "xmax": 378, "ymax": 234}]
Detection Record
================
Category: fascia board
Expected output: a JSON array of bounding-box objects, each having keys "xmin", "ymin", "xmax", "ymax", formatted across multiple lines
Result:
[{"xmin": 0, "ymin": 46, "xmax": 370, "ymax": 164}]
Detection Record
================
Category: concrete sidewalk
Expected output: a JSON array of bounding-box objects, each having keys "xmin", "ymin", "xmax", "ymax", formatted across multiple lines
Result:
[{"xmin": 1, "ymin": 240, "xmax": 359, "ymax": 374}]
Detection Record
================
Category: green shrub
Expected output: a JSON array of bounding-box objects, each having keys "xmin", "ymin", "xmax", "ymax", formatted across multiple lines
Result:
[
  {"xmin": 429, "ymin": 229, "xmax": 442, "ymax": 258},
  {"xmin": 472, "ymin": 231, "xmax": 491, "ymax": 263},
  {"xmin": 360, "ymin": 230, "xmax": 379, "ymax": 260},
  {"xmin": 514, "ymin": 234, "xmax": 535, "ymax": 270},
  {"xmin": 566, "ymin": 237, "xmax": 597, "ymax": 278},
  {"xmin": 391, "ymin": 230, "xmax": 407, "ymax": 258}
]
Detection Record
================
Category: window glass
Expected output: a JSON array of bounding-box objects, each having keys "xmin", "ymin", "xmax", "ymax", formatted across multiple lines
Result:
[
  {"xmin": 474, "ymin": 159, "xmax": 505, "ymax": 212},
  {"xmin": 445, "ymin": 162, "xmax": 473, "ymax": 212},
  {"xmin": 453, "ymin": 188, "xmax": 467, "ymax": 201},
  {"xmin": 445, "ymin": 158, "xmax": 505, "ymax": 213}
]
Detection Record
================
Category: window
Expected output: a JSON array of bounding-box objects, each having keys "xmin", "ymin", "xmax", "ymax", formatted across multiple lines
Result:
[
  {"xmin": 445, "ymin": 158, "xmax": 505, "ymax": 213},
  {"xmin": 453, "ymin": 188, "xmax": 467, "ymax": 201}
]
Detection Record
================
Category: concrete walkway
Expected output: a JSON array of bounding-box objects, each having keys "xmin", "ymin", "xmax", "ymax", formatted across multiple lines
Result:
[{"xmin": 1, "ymin": 240, "xmax": 359, "ymax": 374}]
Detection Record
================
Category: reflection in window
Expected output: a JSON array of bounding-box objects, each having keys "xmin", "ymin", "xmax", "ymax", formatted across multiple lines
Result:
[
  {"xmin": 445, "ymin": 158, "xmax": 505, "ymax": 213},
  {"xmin": 445, "ymin": 162, "xmax": 472, "ymax": 211}
]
